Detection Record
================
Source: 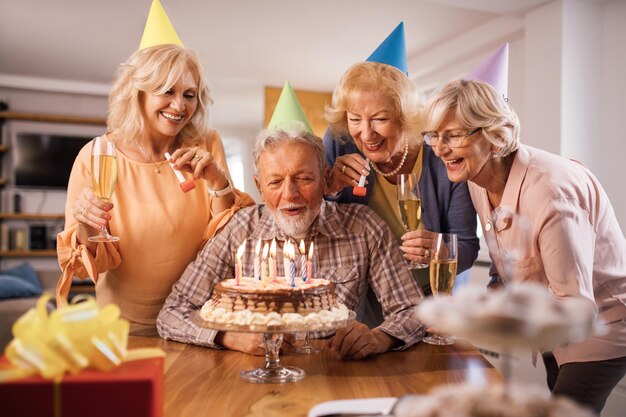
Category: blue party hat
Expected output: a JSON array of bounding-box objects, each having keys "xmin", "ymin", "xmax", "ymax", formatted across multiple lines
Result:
[{"xmin": 366, "ymin": 22, "xmax": 408, "ymax": 75}]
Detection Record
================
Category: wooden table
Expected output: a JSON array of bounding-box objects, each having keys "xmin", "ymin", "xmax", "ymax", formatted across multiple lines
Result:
[{"xmin": 128, "ymin": 336, "xmax": 502, "ymax": 417}]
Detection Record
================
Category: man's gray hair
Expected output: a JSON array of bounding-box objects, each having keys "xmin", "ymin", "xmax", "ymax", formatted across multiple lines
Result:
[{"xmin": 253, "ymin": 125, "xmax": 328, "ymax": 176}]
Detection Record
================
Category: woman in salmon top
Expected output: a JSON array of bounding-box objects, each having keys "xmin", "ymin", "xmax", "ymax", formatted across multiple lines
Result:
[
  {"xmin": 57, "ymin": 44, "xmax": 253, "ymax": 335},
  {"xmin": 423, "ymin": 78, "xmax": 626, "ymax": 414}
]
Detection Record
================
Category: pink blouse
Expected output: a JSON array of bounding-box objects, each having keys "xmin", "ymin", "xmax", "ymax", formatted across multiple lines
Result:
[{"xmin": 470, "ymin": 145, "xmax": 626, "ymax": 365}]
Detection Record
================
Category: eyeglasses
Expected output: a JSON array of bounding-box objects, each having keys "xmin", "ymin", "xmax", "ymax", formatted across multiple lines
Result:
[{"xmin": 421, "ymin": 128, "xmax": 481, "ymax": 148}]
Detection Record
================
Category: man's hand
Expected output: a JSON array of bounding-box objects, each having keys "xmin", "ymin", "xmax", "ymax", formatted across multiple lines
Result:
[
  {"xmin": 327, "ymin": 322, "xmax": 399, "ymax": 360},
  {"xmin": 215, "ymin": 331, "xmax": 296, "ymax": 356}
]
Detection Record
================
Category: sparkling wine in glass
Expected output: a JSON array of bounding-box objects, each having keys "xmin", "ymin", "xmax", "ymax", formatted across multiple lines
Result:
[
  {"xmin": 423, "ymin": 233, "xmax": 458, "ymax": 345},
  {"xmin": 88, "ymin": 136, "xmax": 119, "ymax": 243},
  {"xmin": 397, "ymin": 173, "xmax": 427, "ymax": 269}
]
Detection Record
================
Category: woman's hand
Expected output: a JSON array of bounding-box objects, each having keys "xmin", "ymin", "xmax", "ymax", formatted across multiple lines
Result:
[
  {"xmin": 216, "ymin": 331, "xmax": 296, "ymax": 356},
  {"xmin": 168, "ymin": 147, "xmax": 229, "ymax": 191},
  {"xmin": 327, "ymin": 154, "xmax": 370, "ymax": 195},
  {"xmin": 400, "ymin": 229, "xmax": 436, "ymax": 266},
  {"xmin": 327, "ymin": 322, "xmax": 397, "ymax": 360},
  {"xmin": 73, "ymin": 186, "xmax": 113, "ymax": 245}
]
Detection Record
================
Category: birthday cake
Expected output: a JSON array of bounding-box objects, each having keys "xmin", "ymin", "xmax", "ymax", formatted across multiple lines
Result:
[{"xmin": 200, "ymin": 277, "xmax": 350, "ymax": 330}]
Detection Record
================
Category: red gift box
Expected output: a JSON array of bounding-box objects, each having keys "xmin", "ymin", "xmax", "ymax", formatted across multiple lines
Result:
[{"xmin": 0, "ymin": 356, "xmax": 163, "ymax": 417}]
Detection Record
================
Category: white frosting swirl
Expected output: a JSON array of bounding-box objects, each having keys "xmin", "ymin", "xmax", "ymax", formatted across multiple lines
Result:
[{"xmin": 200, "ymin": 302, "xmax": 350, "ymax": 331}]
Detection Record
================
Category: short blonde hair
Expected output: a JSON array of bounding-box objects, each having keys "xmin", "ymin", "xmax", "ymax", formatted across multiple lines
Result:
[
  {"xmin": 423, "ymin": 79, "xmax": 520, "ymax": 158},
  {"xmin": 324, "ymin": 62, "xmax": 422, "ymax": 143},
  {"xmin": 107, "ymin": 44, "xmax": 213, "ymax": 144}
]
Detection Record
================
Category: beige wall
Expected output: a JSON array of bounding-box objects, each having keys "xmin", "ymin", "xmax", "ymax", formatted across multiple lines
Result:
[{"xmin": 263, "ymin": 86, "xmax": 332, "ymax": 138}]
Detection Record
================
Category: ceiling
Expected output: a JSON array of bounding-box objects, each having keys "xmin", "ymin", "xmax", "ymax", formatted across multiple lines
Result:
[{"xmin": 0, "ymin": 0, "xmax": 550, "ymax": 129}]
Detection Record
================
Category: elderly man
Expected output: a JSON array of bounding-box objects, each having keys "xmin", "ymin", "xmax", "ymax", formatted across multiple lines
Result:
[{"xmin": 157, "ymin": 128, "xmax": 424, "ymax": 359}]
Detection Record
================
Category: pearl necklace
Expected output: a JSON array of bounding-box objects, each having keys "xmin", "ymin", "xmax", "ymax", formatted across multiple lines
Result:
[
  {"xmin": 134, "ymin": 139, "xmax": 166, "ymax": 174},
  {"xmin": 369, "ymin": 139, "xmax": 409, "ymax": 178}
]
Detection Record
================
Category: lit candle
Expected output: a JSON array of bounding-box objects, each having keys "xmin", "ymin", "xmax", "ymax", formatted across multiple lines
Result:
[
  {"xmin": 269, "ymin": 238, "xmax": 277, "ymax": 282},
  {"xmin": 261, "ymin": 243, "xmax": 269, "ymax": 285},
  {"xmin": 299, "ymin": 239, "xmax": 307, "ymax": 282},
  {"xmin": 306, "ymin": 242, "xmax": 314, "ymax": 283},
  {"xmin": 289, "ymin": 244, "xmax": 296, "ymax": 287},
  {"xmin": 254, "ymin": 238, "xmax": 262, "ymax": 281},
  {"xmin": 235, "ymin": 240, "xmax": 246, "ymax": 286},
  {"xmin": 283, "ymin": 240, "xmax": 291, "ymax": 284}
]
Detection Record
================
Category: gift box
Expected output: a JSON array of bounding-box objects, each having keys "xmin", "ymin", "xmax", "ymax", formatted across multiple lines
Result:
[{"xmin": 0, "ymin": 356, "xmax": 163, "ymax": 417}]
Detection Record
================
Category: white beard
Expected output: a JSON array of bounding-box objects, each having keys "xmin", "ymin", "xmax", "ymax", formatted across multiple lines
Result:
[{"xmin": 269, "ymin": 204, "xmax": 320, "ymax": 239}]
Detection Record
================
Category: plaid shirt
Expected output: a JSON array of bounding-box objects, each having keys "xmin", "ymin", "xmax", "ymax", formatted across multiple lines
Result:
[{"xmin": 157, "ymin": 200, "xmax": 425, "ymax": 349}]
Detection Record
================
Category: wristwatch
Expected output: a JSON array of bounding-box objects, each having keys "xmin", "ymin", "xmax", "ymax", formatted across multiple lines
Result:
[{"xmin": 207, "ymin": 180, "xmax": 234, "ymax": 197}]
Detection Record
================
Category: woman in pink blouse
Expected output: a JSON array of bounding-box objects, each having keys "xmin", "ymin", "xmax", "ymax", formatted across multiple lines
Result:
[
  {"xmin": 57, "ymin": 45, "xmax": 254, "ymax": 335},
  {"xmin": 422, "ymin": 79, "xmax": 626, "ymax": 414}
]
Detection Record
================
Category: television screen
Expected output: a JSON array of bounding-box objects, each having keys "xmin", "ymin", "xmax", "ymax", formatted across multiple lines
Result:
[{"xmin": 14, "ymin": 133, "xmax": 93, "ymax": 189}]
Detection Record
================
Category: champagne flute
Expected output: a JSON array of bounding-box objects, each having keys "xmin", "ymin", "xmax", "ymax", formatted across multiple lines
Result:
[
  {"xmin": 397, "ymin": 173, "xmax": 427, "ymax": 269},
  {"xmin": 295, "ymin": 331, "xmax": 320, "ymax": 355},
  {"xmin": 423, "ymin": 233, "xmax": 458, "ymax": 345},
  {"xmin": 88, "ymin": 136, "xmax": 119, "ymax": 242}
]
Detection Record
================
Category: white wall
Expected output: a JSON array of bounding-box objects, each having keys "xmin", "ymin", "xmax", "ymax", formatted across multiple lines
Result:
[
  {"xmin": 523, "ymin": 0, "xmax": 563, "ymax": 154},
  {"xmin": 600, "ymin": 0, "xmax": 626, "ymax": 233},
  {"xmin": 524, "ymin": 0, "xmax": 626, "ymax": 231}
]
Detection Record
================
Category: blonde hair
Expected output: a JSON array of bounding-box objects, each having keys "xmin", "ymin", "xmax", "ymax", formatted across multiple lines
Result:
[
  {"xmin": 423, "ymin": 79, "xmax": 520, "ymax": 158},
  {"xmin": 324, "ymin": 62, "xmax": 422, "ymax": 143},
  {"xmin": 107, "ymin": 44, "xmax": 214, "ymax": 144}
]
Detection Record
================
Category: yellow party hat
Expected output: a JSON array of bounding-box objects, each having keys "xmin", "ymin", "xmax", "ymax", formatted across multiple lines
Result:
[{"xmin": 139, "ymin": 0, "xmax": 183, "ymax": 49}]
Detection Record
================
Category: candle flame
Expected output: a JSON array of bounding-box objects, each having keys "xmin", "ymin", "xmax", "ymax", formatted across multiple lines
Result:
[
  {"xmin": 288, "ymin": 243, "xmax": 296, "ymax": 260},
  {"xmin": 270, "ymin": 238, "xmax": 277, "ymax": 258},
  {"xmin": 299, "ymin": 239, "xmax": 306, "ymax": 254},
  {"xmin": 255, "ymin": 238, "xmax": 262, "ymax": 255},
  {"xmin": 236, "ymin": 239, "xmax": 246, "ymax": 259},
  {"xmin": 308, "ymin": 241, "xmax": 314, "ymax": 259},
  {"xmin": 262, "ymin": 242, "xmax": 269, "ymax": 259}
]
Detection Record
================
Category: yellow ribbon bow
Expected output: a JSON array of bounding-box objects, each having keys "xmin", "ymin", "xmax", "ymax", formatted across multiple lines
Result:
[{"xmin": 0, "ymin": 295, "xmax": 163, "ymax": 383}]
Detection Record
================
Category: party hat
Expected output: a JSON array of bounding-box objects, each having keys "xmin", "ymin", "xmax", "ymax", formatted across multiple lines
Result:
[
  {"xmin": 466, "ymin": 43, "xmax": 509, "ymax": 100},
  {"xmin": 267, "ymin": 81, "xmax": 313, "ymax": 133},
  {"xmin": 139, "ymin": 0, "xmax": 184, "ymax": 49},
  {"xmin": 366, "ymin": 22, "xmax": 408, "ymax": 75}
]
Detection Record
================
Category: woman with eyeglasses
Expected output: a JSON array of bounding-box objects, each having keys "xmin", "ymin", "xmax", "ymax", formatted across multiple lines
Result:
[
  {"xmin": 423, "ymin": 78, "xmax": 626, "ymax": 414},
  {"xmin": 323, "ymin": 62, "xmax": 479, "ymax": 325}
]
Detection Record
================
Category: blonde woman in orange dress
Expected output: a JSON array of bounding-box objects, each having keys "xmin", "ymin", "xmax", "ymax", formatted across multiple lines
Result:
[{"xmin": 57, "ymin": 44, "xmax": 253, "ymax": 335}]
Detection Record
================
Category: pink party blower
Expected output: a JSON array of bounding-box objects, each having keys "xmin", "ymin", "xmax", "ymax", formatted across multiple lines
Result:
[
  {"xmin": 353, "ymin": 159, "xmax": 369, "ymax": 197},
  {"xmin": 164, "ymin": 152, "xmax": 196, "ymax": 192}
]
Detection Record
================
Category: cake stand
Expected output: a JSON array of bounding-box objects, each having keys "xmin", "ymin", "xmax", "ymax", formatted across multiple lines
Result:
[{"xmin": 191, "ymin": 309, "xmax": 356, "ymax": 384}]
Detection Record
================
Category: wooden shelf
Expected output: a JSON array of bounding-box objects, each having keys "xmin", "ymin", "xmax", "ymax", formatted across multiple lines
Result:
[
  {"xmin": 0, "ymin": 111, "xmax": 106, "ymax": 126},
  {"xmin": 0, "ymin": 250, "xmax": 57, "ymax": 257},
  {"xmin": 0, "ymin": 213, "xmax": 64, "ymax": 220}
]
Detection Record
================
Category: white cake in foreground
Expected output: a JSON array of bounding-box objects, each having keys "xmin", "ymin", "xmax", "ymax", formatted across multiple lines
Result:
[
  {"xmin": 393, "ymin": 384, "xmax": 594, "ymax": 417},
  {"xmin": 416, "ymin": 283, "xmax": 597, "ymax": 349},
  {"xmin": 200, "ymin": 277, "xmax": 350, "ymax": 330}
]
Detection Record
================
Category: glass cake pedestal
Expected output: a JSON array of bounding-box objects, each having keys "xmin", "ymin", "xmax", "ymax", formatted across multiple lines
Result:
[{"xmin": 192, "ymin": 309, "xmax": 356, "ymax": 384}]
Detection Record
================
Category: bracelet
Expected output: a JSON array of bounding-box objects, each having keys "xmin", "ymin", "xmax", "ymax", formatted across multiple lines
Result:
[{"xmin": 207, "ymin": 180, "xmax": 234, "ymax": 197}]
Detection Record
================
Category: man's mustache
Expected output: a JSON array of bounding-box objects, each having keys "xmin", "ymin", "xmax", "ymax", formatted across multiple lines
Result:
[{"xmin": 277, "ymin": 204, "xmax": 307, "ymax": 211}]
